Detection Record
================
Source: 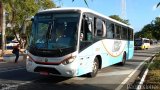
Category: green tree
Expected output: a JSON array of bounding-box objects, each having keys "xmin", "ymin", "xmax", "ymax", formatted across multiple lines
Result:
[
  {"xmin": 134, "ymin": 31, "xmax": 143, "ymax": 38},
  {"xmin": 141, "ymin": 24, "xmax": 154, "ymax": 39},
  {"xmin": 135, "ymin": 24, "xmax": 154, "ymax": 39},
  {"xmin": 109, "ymin": 15, "xmax": 130, "ymax": 25},
  {"xmin": 2, "ymin": 0, "xmax": 56, "ymax": 48},
  {"xmin": 135, "ymin": 17, "xmax": 160, "ymax": 40},
  {"xmin": 152, "ymin": 17, "xmax": 160, "ymax": 40}
]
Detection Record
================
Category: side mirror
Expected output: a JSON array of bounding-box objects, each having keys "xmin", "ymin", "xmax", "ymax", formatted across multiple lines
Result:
[
  {"xmin": 31, "ymin": 16, "xmax": 34, "ymax": 21},
  {"xmin": 31, "ymin": 18, "xmax": 34, "ymax": 21}
]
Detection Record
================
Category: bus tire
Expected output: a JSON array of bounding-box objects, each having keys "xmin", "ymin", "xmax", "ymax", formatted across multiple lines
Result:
[
  {"xmin": 119, "ymin": 53, "xmax": 126, "ymax": 66},
  {"xmin": 88, "ymin": 57, "xmax": 99, "ymax": 78}
]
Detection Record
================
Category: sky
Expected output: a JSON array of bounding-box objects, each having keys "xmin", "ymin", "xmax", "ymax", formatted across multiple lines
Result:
[{"xmin": 54, "ymin": 0, "xmax": 160, "ymax": 32}]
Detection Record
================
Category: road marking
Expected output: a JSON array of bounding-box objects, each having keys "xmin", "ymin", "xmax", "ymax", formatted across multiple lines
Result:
[
  {"xmin": 115, "ymin": 57, "xmax": 151, "ymax": 90},
  {"xmin": 97, "ymin": 70, "xmax": 133, "ymax": 77},
  {"xmin": 2, "ymin": 81, "xmax": 32, "ymax": 90},
  {"xmin": 0, "ymin": 66, "xmax": 25, "ymax": 71},
  {"xmin": 0, "ymin": 67, "xmax": 25, "ymax": 73},
  {"xmin": 0, "ymin": 62, "xmax": 7, "ymax": 64},
  {"xmin": 136, "ymin": 56, "xmax": 156, "ymax": 90}
]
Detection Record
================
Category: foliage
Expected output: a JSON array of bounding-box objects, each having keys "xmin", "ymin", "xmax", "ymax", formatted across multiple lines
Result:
[
  {"xmin": 134, "ymin": 17, "xmax": 160, "ymax": 40},
  {"xmin": 109, "ymin": 15, "xmax": 130, "ymax": 25},
  {"xmin": 72, "ymin": 0, "xmax": 88, "ymax": 7},
  {"xmin": 1, "ymin": 0, "xmax": 56, "ymax": 48},
  {"xmin": 145, "ymin": 53, "xmax": 160, "ymax": 85},
  {"xmin": 157, "ymin": 2, "xmax": 160, "ymax": 8},
  {"xmin": 149, "ymin": 60, "xmax": 160, "ymax": 70}
]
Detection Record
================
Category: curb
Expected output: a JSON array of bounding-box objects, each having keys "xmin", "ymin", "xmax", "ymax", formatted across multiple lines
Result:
[
  {"xmin": 0, "ymin": 57, "xmax": 3, "ymax": 62},
  {"xmin": 136, "ymin": 56, "xmax": 156, "ymax": 90},
  {"xmin": 3, "ymin": 54, "xmax": 27, "ymax": 62},
  {"xmin": 116, "ymin": 57, "xmax": 150, "ymax": 90},
  {"xmin": 0, "ymin": 54, "xmax": 27, "ymax": 62},
  {"xmin": 128, "ymin": 54, "xmax": 156, "ymax": 90}
]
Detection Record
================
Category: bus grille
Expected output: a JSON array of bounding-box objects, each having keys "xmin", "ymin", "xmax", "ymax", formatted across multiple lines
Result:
[{"xmin": 34, "ymin": 67, "xmax": 61, "ymax": 75}]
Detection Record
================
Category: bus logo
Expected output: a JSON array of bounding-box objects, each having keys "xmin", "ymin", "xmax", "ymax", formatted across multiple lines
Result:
[
  {"xmin": 45, "ymin": 58, "xmax": 48, "ymax": 62},
  {"xmin": 112, "ymin": 41, "xmax": 122, "ymax": 52}
]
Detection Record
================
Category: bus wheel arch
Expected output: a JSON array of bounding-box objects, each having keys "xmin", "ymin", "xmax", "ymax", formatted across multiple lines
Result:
[
  {"xmin": 96, "ymin": 55, "xmax": 102, "ymax": 69},
  {"xmin": 88, "ymin": 55, "xmax": 101, "ymax": 78},
  {"xmin": 118, "ymin": 52, "xmax": 126, "ymax": 66}
]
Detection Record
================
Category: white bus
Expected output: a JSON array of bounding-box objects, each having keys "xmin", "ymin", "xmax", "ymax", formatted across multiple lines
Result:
[{"xmin": 26, "ymin": 8, "xmax": 134, "ymax": 77}]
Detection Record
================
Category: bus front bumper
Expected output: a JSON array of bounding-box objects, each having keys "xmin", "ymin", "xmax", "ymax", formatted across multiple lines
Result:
[{"xmin": 26, "ymin": 58, "xmax": 78, "ymax": 77}]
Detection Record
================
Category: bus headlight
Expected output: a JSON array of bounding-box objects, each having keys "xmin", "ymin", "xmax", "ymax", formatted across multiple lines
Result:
[{"xmin": 62, "ymin": 56, "xmax": 76, "ymax": 65}]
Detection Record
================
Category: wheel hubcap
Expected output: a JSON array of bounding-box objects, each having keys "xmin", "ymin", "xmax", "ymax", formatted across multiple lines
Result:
[{"xmin": 93, "ymin": 61, "xmax": 97, "ymax": 73}]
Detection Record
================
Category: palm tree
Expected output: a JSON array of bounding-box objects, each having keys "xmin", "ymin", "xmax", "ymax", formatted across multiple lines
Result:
[
  {"xmin": 157, "ymin": 2, "xmax": 160, "ymax": 8},
  {"xmin": 72, "ymin": 0, "xmax": 88, "ymax": 7}
]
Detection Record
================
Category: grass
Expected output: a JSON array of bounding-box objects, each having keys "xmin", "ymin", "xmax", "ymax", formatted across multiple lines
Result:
[{"xmin": 144, "ymin": 52, "xmax": 160, "ymax": 89}]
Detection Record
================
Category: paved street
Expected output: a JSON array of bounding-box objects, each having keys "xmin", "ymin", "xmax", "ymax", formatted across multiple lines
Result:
[{"xmin": 0, "ymin": 44, "xmax": 160, "ymax": 90}]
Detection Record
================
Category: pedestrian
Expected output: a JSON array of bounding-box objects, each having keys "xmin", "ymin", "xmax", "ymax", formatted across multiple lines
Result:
[{"xmin": 12, "ymin": 44, "xmax": 20, "ymax": 63}]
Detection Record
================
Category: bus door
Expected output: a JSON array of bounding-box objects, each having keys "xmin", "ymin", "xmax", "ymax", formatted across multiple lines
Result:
[
  {"xmin": 78, "ymin": 14, "xmax": 94, "ymax": 75},
  {"xmin": 128, "ymin": 29, "xmax": 134, "ymax": 59}
]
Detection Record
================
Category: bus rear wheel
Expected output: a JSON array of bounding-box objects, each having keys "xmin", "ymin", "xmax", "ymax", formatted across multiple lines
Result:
[
  {"xmin": 88, "ymin": 57, "xmax": 99, "ymax": 78},
  {"xmin": 119, "ymin": 53, "xmax": 126, "ymax": 66}
]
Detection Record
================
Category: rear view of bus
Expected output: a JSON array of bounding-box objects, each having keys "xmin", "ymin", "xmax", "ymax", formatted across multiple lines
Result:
[{"xmin": 134, "ymin": 38, "xmax": 150, "ymax": 50}]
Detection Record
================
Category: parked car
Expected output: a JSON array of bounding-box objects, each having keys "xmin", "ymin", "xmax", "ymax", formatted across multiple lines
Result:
[{"xmin": 6, "ymin": 40, "xmax": 19, "ymax": 49}]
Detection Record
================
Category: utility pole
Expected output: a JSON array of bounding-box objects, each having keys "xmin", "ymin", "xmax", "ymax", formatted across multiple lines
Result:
[
  {"xmin": 0, "ymin": 1, "xmax": 5, "ymax": 56},
  {"xmin": 0, "ymin": 1, "xmax": 3, "ymax": 56},
  {"xmin": 121, "ymin": 0, "xmax": 126, "ymax": 19}
]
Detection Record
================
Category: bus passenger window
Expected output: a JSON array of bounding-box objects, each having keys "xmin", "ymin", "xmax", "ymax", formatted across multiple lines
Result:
[
  {"xmin": 115, "ymin": 25, "xmax": 121, "ymax": 39},
  {"xmin": 107, "ymin": 23, "xmax": 114, "ymax": 39},
  {"xmin": 81, "ymin": 16, "xmax": 92, "ymax": 41},
  {"xmin": 128, "ymin": 29, "xmax": 133, "ymax": 41},
  {"xmin": 95, "ymin": 19, "xmax": 103, "ymax": 37},
  {"xmin": 121, "ymin": 27, "xmax": 128, "ymax": 40}
]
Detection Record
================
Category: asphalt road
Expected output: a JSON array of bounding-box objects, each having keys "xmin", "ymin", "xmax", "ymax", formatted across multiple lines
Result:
[{"xmin": 0, "ymin": 44, "xmax": 160, "ymax": 90}]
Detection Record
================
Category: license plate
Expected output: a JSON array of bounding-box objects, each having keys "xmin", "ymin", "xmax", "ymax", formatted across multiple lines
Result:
[{"xmin": 40, "ymin": 72, "xmax": 49, "ymax": 75}]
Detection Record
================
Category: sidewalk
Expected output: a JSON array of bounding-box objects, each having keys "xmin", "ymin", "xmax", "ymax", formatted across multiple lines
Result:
[
  {"xmin": 0, "ymin": 49, "xmax": 26, "ymax": 62},
  {"xmin": 0, "ymin": 56, "xmax": 3, "ymax": 62}
]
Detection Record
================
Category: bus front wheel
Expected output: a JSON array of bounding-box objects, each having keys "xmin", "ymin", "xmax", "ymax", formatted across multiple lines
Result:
[{"xmin": 88, "ymin": 57, "xmax": 99, "ymax": 78}]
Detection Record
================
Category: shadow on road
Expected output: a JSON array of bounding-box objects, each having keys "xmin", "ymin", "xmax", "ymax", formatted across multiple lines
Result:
[
  {"xmin": 134, "ymin": 54, "xmax": 153, "ymax": 57},
  {"xmin": 17, "ymin": 82, "xmax": 117, "ymax": 90},
  {"xmin": 10, "ymin": 75, "xmax": 114, "ymax": 90}
]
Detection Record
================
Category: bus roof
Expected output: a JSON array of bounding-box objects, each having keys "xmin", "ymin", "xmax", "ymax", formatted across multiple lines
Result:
[{"xmin": 38, "ymin": 7, "xmax": 133, "ymax": 29}]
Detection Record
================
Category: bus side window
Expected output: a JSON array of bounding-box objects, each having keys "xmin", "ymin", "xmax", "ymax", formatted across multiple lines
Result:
[
  {"xmin": 115, "ymin": 25, "xmax": 121, "ymax": 39},
  {"xmin": 121, "ymin": 27, "xmax": 128, "ymax": 40},
  {"xmin": 128, "ymin": 28, "xmax": 133, "ymax": 41},
  {"xmin": 107, "ymin": 22, "xmax": 114, "ymax": 39},
  {"xmin": 81, "ymin": 15, "xmax": 92, "ymax": 41},
  {"xmin": 95, "ymin": 18, "xmax": 106, "ymax": 38}
]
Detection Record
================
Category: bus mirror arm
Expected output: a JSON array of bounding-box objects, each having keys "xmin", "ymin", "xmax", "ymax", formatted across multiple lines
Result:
[{"xmin": 31, "ymin": 18, "xmax": 34, "ymax": 21}]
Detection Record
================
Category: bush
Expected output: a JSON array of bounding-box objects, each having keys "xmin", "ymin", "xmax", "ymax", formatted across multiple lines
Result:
[{"xmin": 149, "ymin": 60, "xmax": 160, "ymax": 70}]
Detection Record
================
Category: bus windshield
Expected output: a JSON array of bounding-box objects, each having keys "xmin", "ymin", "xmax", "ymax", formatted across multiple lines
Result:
[
  {"xmin": 135, "ymin": 40, "xmax": 142, "ymax": 46},
  {"xmin": 30, "ymin": 13, "xmax": 80, "ymax": 51},
  {"xmin": 28, "ymin": 12, "xmax": 80, "ymax": 57}
]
